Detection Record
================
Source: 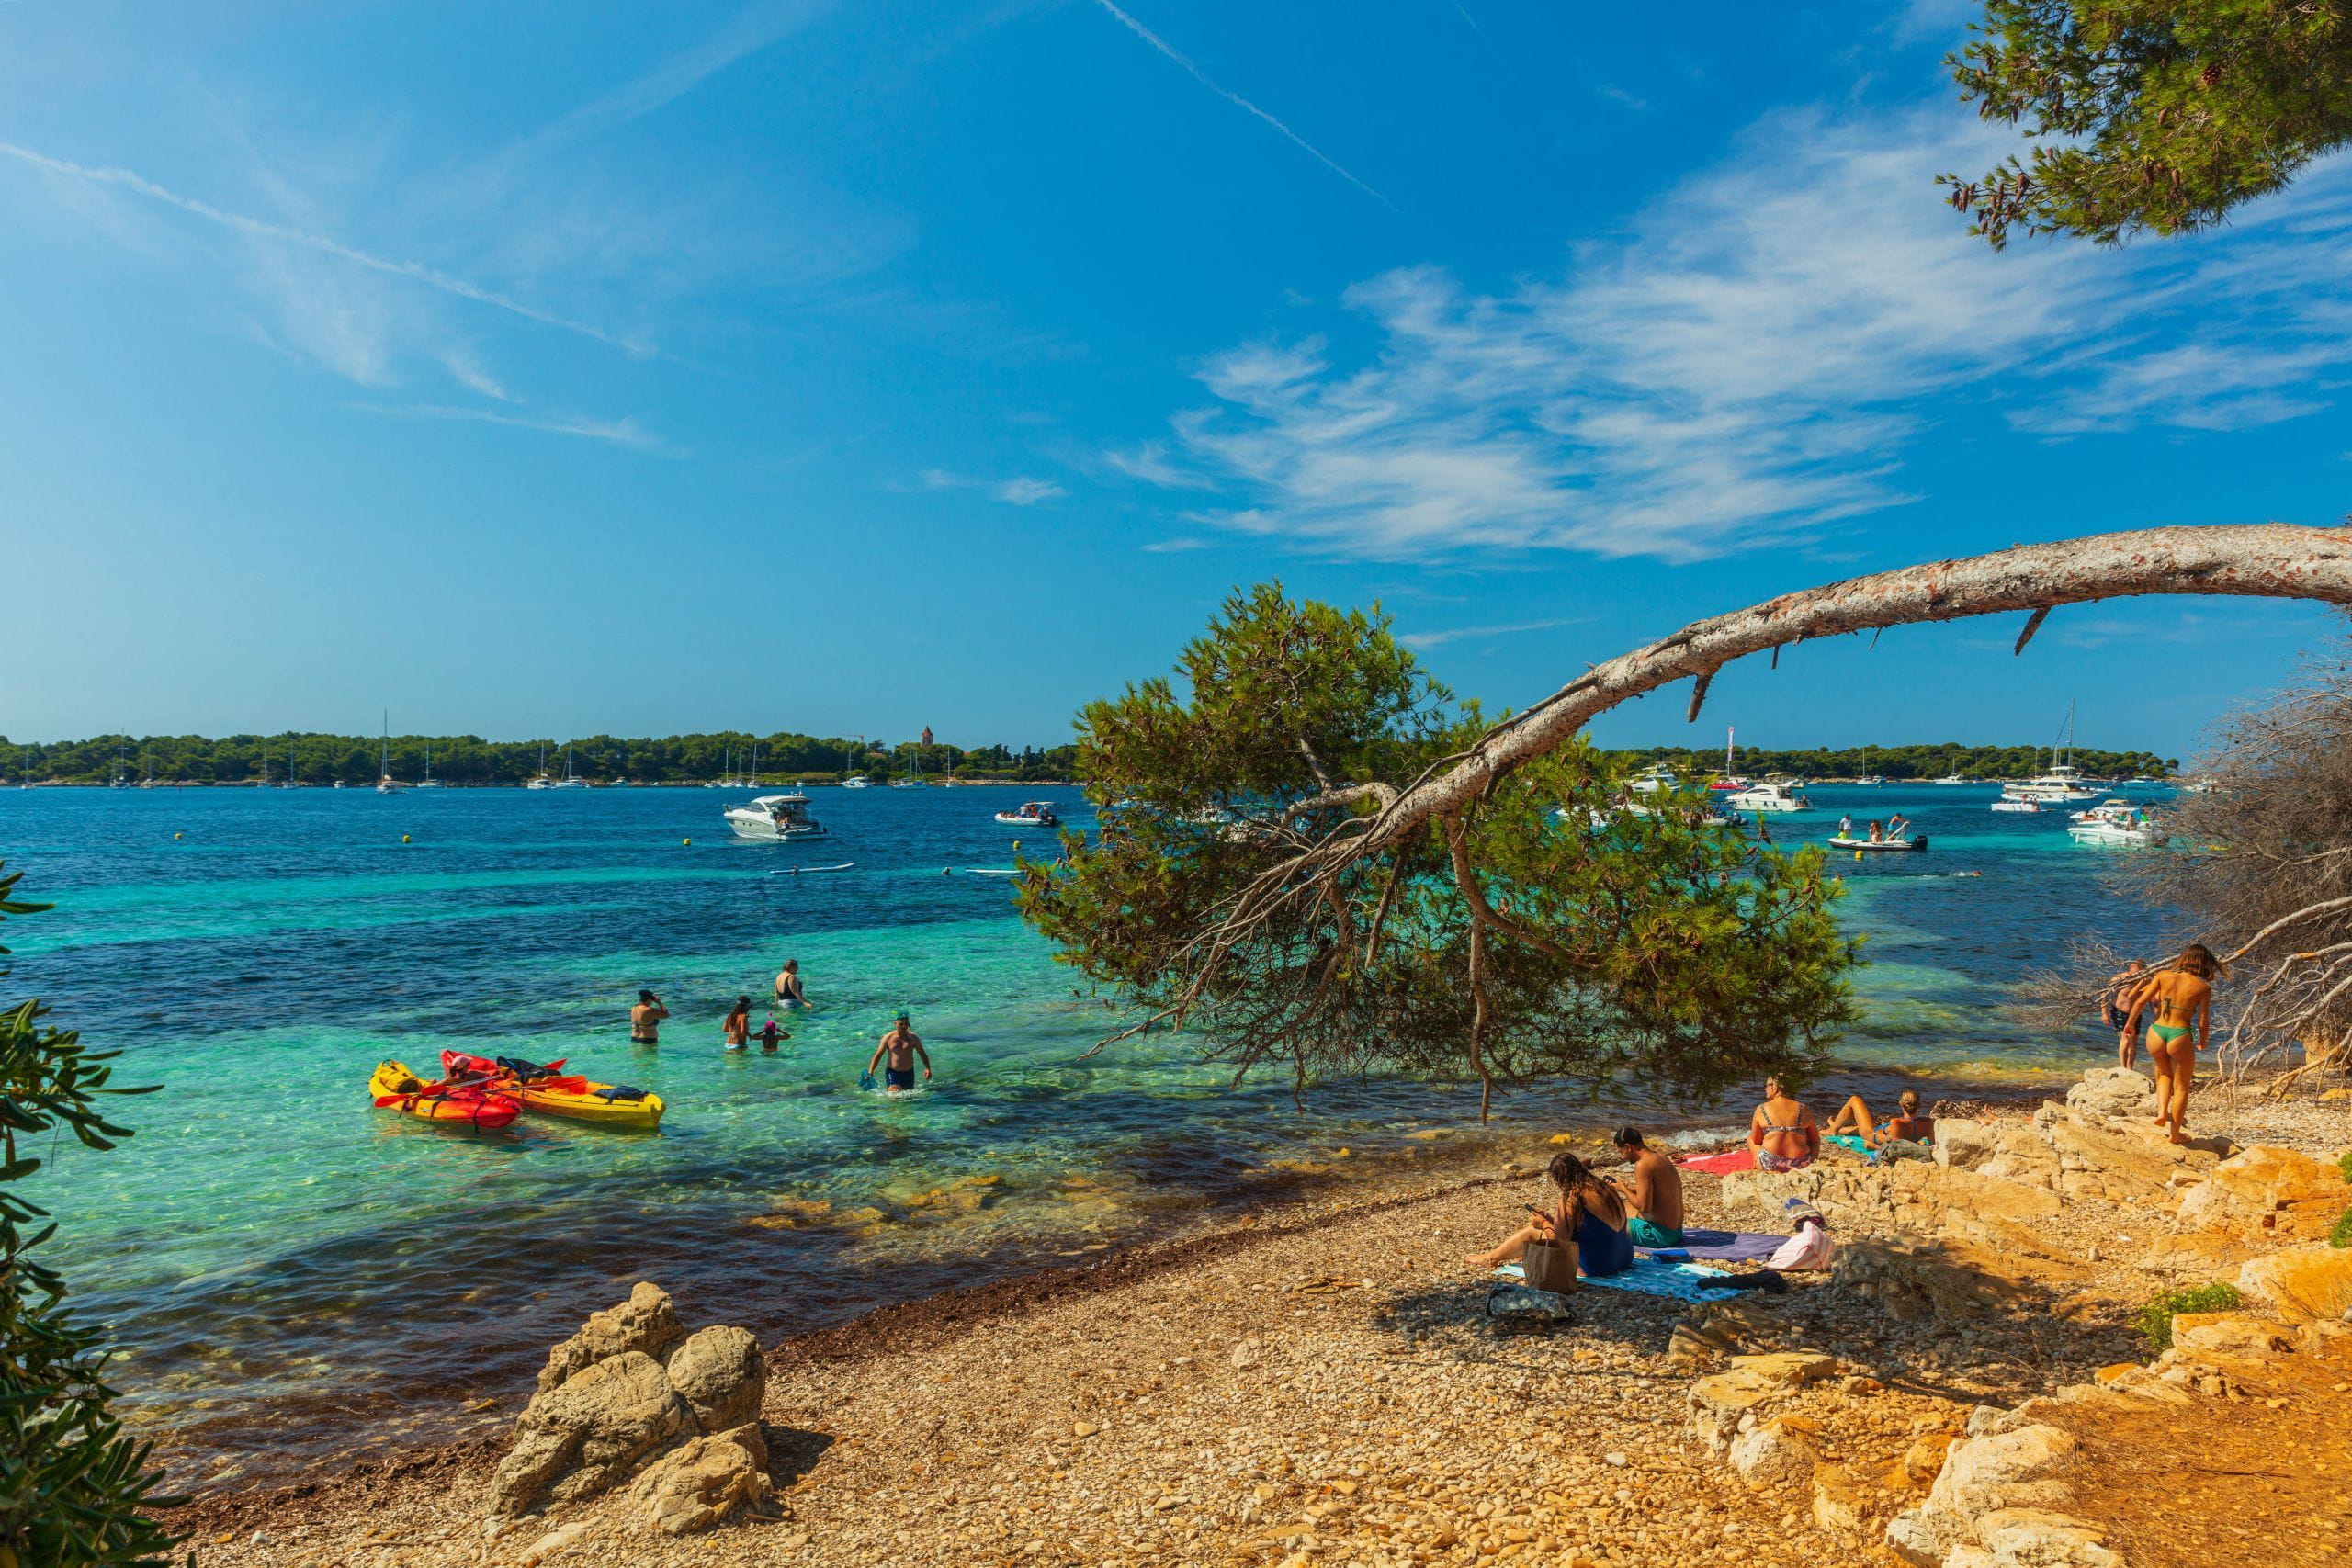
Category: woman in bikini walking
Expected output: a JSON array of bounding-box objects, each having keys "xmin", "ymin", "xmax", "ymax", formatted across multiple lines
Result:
[{"xmin": 2120, "ymin": 944, "xmax": 2224, "ymax": 1145}]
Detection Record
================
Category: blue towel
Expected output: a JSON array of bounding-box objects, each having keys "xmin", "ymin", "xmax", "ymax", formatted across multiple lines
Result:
[
  {"xmin": 1638, "ymin": 1227, "xmax": 1786, "ymax": 1263},
  {"xmin": 1495, "ymin": 1256, "xmax": 1728, "ymax": 1303}
]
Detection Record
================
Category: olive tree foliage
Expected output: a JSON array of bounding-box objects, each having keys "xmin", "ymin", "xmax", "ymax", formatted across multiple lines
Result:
[
  {"xmin": 1942, "ymin": 1, "xmax": 2352, "ymax": 246},
  {"xmin": 2025, "ymin": 641, "xmax": 2352, "ymax": 1090},
  {"xmin": 1017, "ymin": 585, "xmax": 1858, "ymax": 1111},
  {"xmin": 0, "ymin": 863, "xmax": 178, "ymax": 1568}
]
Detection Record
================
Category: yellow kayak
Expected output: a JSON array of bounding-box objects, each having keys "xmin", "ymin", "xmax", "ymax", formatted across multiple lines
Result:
[{"xmin": 440, "ymin": 1051, "xmax": 664, "ymax": 1130}]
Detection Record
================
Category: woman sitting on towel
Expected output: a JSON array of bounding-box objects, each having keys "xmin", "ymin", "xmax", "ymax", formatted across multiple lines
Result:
[
  {"xmin": 1825, "ymin": 1088, "xmax": 1930, "ymax": 1149},
  {"xmin": 1464, "ymin": 1152, "xmax": 1634, "ymax": 1279},
  {"xmin": 1748, "ymin": 1076, "xmax": 1820, "ymax": 1172}
]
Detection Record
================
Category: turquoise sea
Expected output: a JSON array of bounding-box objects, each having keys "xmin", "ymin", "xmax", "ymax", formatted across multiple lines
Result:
[{"xmin": 2, "ymin": 781, "xmax": 2172, "ymax": 1483}]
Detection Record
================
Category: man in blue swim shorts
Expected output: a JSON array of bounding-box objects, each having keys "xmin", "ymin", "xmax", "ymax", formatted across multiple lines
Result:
[
  {"xmin": 1609, "ymin": 1126, "xmax": 1685, "ymax": 1248},
  {"xmin": 865, "ymin": 1011, "xmax": 931, "ymax": 1094}
]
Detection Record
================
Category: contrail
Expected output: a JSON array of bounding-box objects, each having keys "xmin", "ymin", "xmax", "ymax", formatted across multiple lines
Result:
[
  {"xmin": 0, "ymin": 141, "xmax": 633, "ymax": 352},
  {"xmin": 1088, "ymin": 1, "xmax": 1396, "ymax": 211}
]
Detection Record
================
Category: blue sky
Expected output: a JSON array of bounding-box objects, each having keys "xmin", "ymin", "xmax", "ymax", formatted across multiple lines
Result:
[{"xmin": 4, "ymin": 0, "xmax": 2348, "ymax": 759}]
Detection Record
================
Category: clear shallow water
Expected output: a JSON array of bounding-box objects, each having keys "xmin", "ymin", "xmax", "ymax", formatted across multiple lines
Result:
[{"xmin": 1, "ymin": 781, "xmax": 2168, "ymax": 1480}]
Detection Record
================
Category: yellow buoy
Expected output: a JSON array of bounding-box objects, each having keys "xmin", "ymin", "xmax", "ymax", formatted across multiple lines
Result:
[
  {"xmin": 683, "ymin": 837, "xmax": 692, "ymax": 846},
  {"xmin": 173, "ymin": 831, "xmax": 184, "ymax": 840},
  {"xmin": 401, "ymin": 833, "xmax": 411, "ymax": 843},
  {"xmin": 1854, "ymin": 850, "xmax": 1864, "ymax": 863}
]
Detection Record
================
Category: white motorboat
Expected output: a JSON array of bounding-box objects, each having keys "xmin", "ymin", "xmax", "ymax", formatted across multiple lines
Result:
[
  {"xmin": 2007, "ymin": 701, "xmax": 2101, "ymax": 802},
  {"xmin": 1990, "ymin": 797, "xmax": 2042, "ymax": 814},
  {"xmin": 841, "ymin": 774, "xmax": 872, "ymax": 789},
  {"xmin": 725, "ymin": 792, "xmax": 829, "ymax": 841},
  {"xmin": 1724, "ymin": 781, "xmax": 1811, "ymax": 813},
  {"xmin": 1827, "ymin": 833, "xmax": 1928, "ymax": 852},
  {"xmin": 995, "ymin": 800, "xmax": 1061, "ymax": 828},
  {"xmin": 1930, "ymin": 773, "xmax": 1968, "ymax": 785},
  {"xmin": 1629, "ymin": 763, "xmax": 1678, "ymax": 795},
  {"xmin": 2068, "ymin": 798, "xmax": 2163, "ymax": 844},
  {"xmin": 1855, "ymin": 774, "xmax": 1887, "ymax": 785}
]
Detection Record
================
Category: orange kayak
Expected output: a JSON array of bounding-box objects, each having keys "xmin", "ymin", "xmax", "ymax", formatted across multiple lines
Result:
[
  {"xmin": 369, "ymin": 1061, "xmax": 520, "ymax": 1130},
  {"xmin": 440, "ymin": 1051, "xmax": 665, "ymax": 1131}
]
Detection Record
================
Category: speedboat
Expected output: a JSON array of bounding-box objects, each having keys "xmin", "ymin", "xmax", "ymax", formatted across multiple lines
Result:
[
  {"xmin": 1855, "ymin": 774, "xmax": 1887, "ymax": 785},
  {"xmin": 1724, "ymin": 781, "xmax": 1811, "ymax": 813},
  {"xmin": 1629, "ymin": 764, "xmax": 1678, "ymax": 795},
  {"xmin": 1990, "ymin": 796, "xmax": 2042, "ymax": 814},
  {"xmin": 725, "ymin": 792, "xmax": 829, "ymax": 841},
  {"xmin": 841, "ymin": 774, "xmax": 872, "ymax": 789},
  {"xmin": 1709, "ymin": 775, "xmax": 1751, "ymax": 793},
  {"xmin": 2006, "ymin": 764, "xmax": 2099, "ymax": 804},
  {"xmin": 1930, "ymin": 773, "xmax": 1967, "ymax": 785},
  {"xmin": 995, "ymin": 801, "xmax": 1061, "ymax": 828},
  {"xmin": 1827, "ymin": 833, "xmax": 1928, "ymax": 852},
  {"xmin": 2068, "ymin": 799, "xmax": 2163, "ymax": 844}
]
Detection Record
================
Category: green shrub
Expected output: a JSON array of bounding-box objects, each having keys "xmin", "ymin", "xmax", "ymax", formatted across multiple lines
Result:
[
  {"xmin": 0, "ymin": 862, "xmax": 180, "ymax": 1565},
  {"xmin": 2338, "ymin": 1148, "xmax": 2352, "ymax": 1186},
  {"xmin": 2332, "ymin": 1204, "xmax": 2352, "ymax": 1250},
  {"xmin": 2132, "ymin": 1282, "xmax": 2245, "ymax": 1353}
]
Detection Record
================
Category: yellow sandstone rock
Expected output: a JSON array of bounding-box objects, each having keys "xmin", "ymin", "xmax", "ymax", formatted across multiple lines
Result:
[{"xmin": 2236, "ymin": 1247, "xmax": 2352, "ymax": 1324}]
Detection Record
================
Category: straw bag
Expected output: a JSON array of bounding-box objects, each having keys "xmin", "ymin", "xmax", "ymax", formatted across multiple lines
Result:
[{"xmin": 1521, "ymin": 1237, "xmax": 1579, "ymax": 1292}]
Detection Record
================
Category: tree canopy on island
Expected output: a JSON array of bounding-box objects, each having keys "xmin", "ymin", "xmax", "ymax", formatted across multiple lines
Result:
[
  {"xmin": 1944, "ymin": 1, "xmax": 2352, "ymax": 247},
  {"xmin": 1019, "ymin": 585, "xmax": 1859, "ymax": 1109}
]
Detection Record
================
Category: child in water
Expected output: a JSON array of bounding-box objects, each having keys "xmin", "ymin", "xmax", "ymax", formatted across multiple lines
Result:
[{"xmin": 757, "ymin": 1016, "xmax": 786, "ymax": 1052}]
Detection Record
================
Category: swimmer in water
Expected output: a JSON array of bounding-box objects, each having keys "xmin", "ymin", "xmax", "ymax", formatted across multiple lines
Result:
[
  {"xmin": 865, "ymin": 1012, "xmax": 931, "ymax": 1093},
  {"xmin": 723, "ymin": 996, "xmax": 752, "ymax": 1052}
]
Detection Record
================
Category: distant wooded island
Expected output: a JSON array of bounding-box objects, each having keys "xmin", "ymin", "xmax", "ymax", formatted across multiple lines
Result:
[{"xmin": 0, "ymin": 731, "xmax": 2173, "ymax": 786}]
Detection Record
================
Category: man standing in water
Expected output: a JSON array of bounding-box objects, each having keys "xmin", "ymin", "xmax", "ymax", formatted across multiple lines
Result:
[
  {"xmin": 630, "ymin": 989, "xmax": 669, "ymax": 1046},
  {"xmin": 865, "ymin": 1012, "xmax": 931, "ymax": 1094},
  {"xmin": 1608, "ymin": 1127, "xmax": 1685, "ymax": 1247},
  {"xmin": 775, "ymin": 958, "xmax": 808, "ymax": 1009}
]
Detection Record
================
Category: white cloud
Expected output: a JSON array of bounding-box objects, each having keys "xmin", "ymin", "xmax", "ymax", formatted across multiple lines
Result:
[
  {"xmin": 1119, "ymin": 105, "xmax": 2352, "ymax": 562},
  {"xmin": 354, "ymin": 403, "xmax": 659, "ymax": 447},
  {"xmin": 921, "ymin": 469, "xmax": 1068, "ymax": 505},
  {"xmin": 1399, "ymin": 615, "xmax": 1585, "ymax": 649}
]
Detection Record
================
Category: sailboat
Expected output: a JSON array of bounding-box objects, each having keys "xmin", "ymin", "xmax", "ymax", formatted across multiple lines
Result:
[
  {"xmin": 376, "ymin": 714, "xmax": 406, "ymax": 794},
  {"xmin": 279, "ymin": 732, "xmax": 306, "ymax": 787},
  {"xmin": 2001, "ymin": 701, "xmax": 2099, "ymax": 804},
  {"xmin": 110, "ymin": 736, "xmax": 130, "ymax": 789},
  {"xmin": 551, "ymin": 742, "xmax": 590, "ymax": 788},
  {"xmin": 893, "ymin": 741, "xmax": 920, "ymax": 788},
  {"xmin": 416, "ymin": 741, "xmax": 444, "ymax": 789},
  {"xmin": 1708, "ymin": 726, "xmax": 1750, "ymax": 792},
  {"xmin": 18, "ymin": 747, "xmax": 32, "ymax": 788},
  {"xmin": 841, "ymin": 734, "xmax": 871, "ymax": 788},
  {"xmin": 526, "ymin": 741, "xmax": 555, "ymax": 789}
]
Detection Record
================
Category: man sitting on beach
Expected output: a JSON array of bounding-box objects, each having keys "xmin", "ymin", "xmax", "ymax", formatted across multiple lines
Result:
[
  {"xmin": 866, "ymin": 1012, "xmax": 931, "ymax": 1094},
  {"xmin": 1607, "ymin": 1126, "xmax": 1685, "ymax": 1247}
]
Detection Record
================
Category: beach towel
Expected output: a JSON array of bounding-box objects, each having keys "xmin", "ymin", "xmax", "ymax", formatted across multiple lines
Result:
[
  {"xmin": 1637, "ymin": 1228, "xmax": 1786, "ymax": 1264},
  {"xmin": 1677, "ymin": 1148, "xmax": 1754, "ymax": 1175},
  {"xmin": 1827, "ymin": 1134, "xmax": 1930, "ymax": 1163},
  {"xmin": 1496, "ymin": 1257, "xmax": 1728, "ymax": 1305}
]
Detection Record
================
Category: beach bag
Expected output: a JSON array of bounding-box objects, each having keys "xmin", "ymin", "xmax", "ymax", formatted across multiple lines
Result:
[{"xmin": 1521, "ymin": 1238, "xmax": 1578, "ymax": 1292}]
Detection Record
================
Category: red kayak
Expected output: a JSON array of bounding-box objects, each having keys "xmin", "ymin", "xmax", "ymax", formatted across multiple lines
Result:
[{"xmin": 369, "ymin": 1060, "xmax": 521, "ymax": 1130}]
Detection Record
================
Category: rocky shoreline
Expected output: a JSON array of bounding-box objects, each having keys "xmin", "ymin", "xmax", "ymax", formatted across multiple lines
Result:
[{"xmin": 175, "ymin": 1068, "xmax": 2350, "ymax": 1567}]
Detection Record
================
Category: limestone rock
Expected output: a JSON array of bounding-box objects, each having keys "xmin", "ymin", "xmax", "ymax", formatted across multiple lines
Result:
[
  {"xmin": 2132, "ymin": 1228, "xmax": 2251, "ymax": 1278},
  {"xmin": 2040, "ymin": 1109, "xmax": 2212, "ymax": 1203},
  {"xmin": 1901, "ymin": 1428, "xmax": 1962, "ymax": 1485},
  {"xmin": 1727, "ymin": 1416, "xmax": 1816, "ymax": 1487},
  {"xmin": 1809, "ymin": 1461, "xmax": 1869, "ymax": 1540},
  {"xmin": 629, "ymin": 1423, "xmax": 770, "ymax": 1536},
  {"xmin": 1833, "ymin": 1236, "xmax": 2034, "ymax": 1322},
  {"xmin": 663, "ymin": 1325, "xmax": 765, "ymax": 1432},
  {"xmin": 2177, "ymin": 1145, "xmax": 2347, "ymax": 1243},
  {"xmin": 1686, "ymin": 1351, "xmax": 1836, "ymax": 1449},
  {"xmin": 2237, "ymin": 1246, "xmax": 2352, "ymax": 1324},
  {"xmin": 2169, "ymin": 1312, "xmax": 2293, "ymax": 1356},
  {"xmin": 537, "ymin": 1281, "xmax": 685, "ymax": 1395},
  {"xmin": 492, "ymin": 1350, "xmax": 692, "ymax": 1516},
  {"xmin": 1934, "ymin": 1119, "xmax": 2000, "ymax": 1171},
  {"xmin": 2064, "ymin": 1067, "xmax": 2156, "ymax": 1121},
  {"xmin": 1973, "ymin": 1506, "xmax": 2122, "ymax": 1566}
]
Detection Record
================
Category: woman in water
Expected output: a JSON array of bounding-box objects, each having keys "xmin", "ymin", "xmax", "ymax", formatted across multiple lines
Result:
[
  {"xmin": 722, "ymin": 995, "xmax": 752, "ymax": 1052},
  {"xmin": 2121, "ymin": 944, "xmax": 2224, "ymax": 1144},
  {"xmin": 1748, "ymin": 1075, "xmax": 1820, "ymax": 1171},
  {"xmin": 1464, "ymin": 1151, "xmax": 1634, "ymax": 1279}
]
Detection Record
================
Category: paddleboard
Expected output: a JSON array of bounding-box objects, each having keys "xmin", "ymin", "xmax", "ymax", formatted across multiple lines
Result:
[
  {"xmin": 959, "ymin": 867, "xmax": 1021, "ymax": 876},
  {"xmin": 766, "ymin": 863, "xmax": 856, "ymax": 875}
]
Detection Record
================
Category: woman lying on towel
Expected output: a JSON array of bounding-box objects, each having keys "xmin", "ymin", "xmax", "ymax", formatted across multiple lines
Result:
[
  {"xmin": 1747, "ymin": 1076, "xmax": 1820, "ymax": 1173},
  {"xmin": 1824, "ymin": 1088, "xmax": 1931, "ymax": 1150},
  {"xmin": 1464, "ymin": 1152, "xmax": 1634, "ymax": 1278}
]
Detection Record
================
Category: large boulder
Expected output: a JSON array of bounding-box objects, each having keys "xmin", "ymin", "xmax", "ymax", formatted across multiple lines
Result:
[
  {"xmin": 491, "ymin": 1350, "xmax": 693, "ymax": 1515},
  {"xmin": 537, "ymin": 1280, "xmax": 684, "ymax": 1394},
  {"xmin": 2035, "ymin": 1104, "xmax": 2216, "ymax": 1202},
  {"xmin": 628, "ymin": 1423, "xmax": 771, "ymax": 1536},
  {"xmin": 2064, "ymin": 1067, "xmax": 2156, "ymax": 1121},
  {"xmin": 2177, "ymin": 1145, "xmax": 2347, "ymax": 1243},
  {"xmin": 663, "ymin": 1325, "xmax": 766, "ymax": 1432},
  {"xmin": 2236, "ymin": 1247, "xmax": 2352, "ymax": 1324},
  {"xmin": 1885, "ymin": 1420, "xmax": 2083, "ymax": 1567},
  {"xmin": 1727, "ymin": 1416, "xmax": 1818, "ymax": 1487},
  {"xmin": 1832, "ymin": 1236, "xmax": 2034, "ymax": 1323}
]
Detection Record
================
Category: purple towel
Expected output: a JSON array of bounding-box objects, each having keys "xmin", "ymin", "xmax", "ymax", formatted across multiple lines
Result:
[{"xmin": 1637, "ymin": 1227, "xmax": 1785, "ymax": 1263}]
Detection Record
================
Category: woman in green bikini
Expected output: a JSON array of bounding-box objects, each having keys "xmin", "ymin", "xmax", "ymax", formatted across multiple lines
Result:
[{"xmin": 2120, "ymin": 944, "xmax": 2224, "ymax": 1145}]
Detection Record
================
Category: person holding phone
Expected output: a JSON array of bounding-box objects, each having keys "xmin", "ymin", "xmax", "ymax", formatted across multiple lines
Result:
[{"xmin": 1464, "ymin": 1152, "xmax": 1633, "ymax": 1278}]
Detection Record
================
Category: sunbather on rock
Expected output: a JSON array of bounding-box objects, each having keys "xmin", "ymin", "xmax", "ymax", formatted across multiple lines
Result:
[{"xmin": 1824, "ymin": 1089, "xmax": 1930, "ymax": 1150}]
